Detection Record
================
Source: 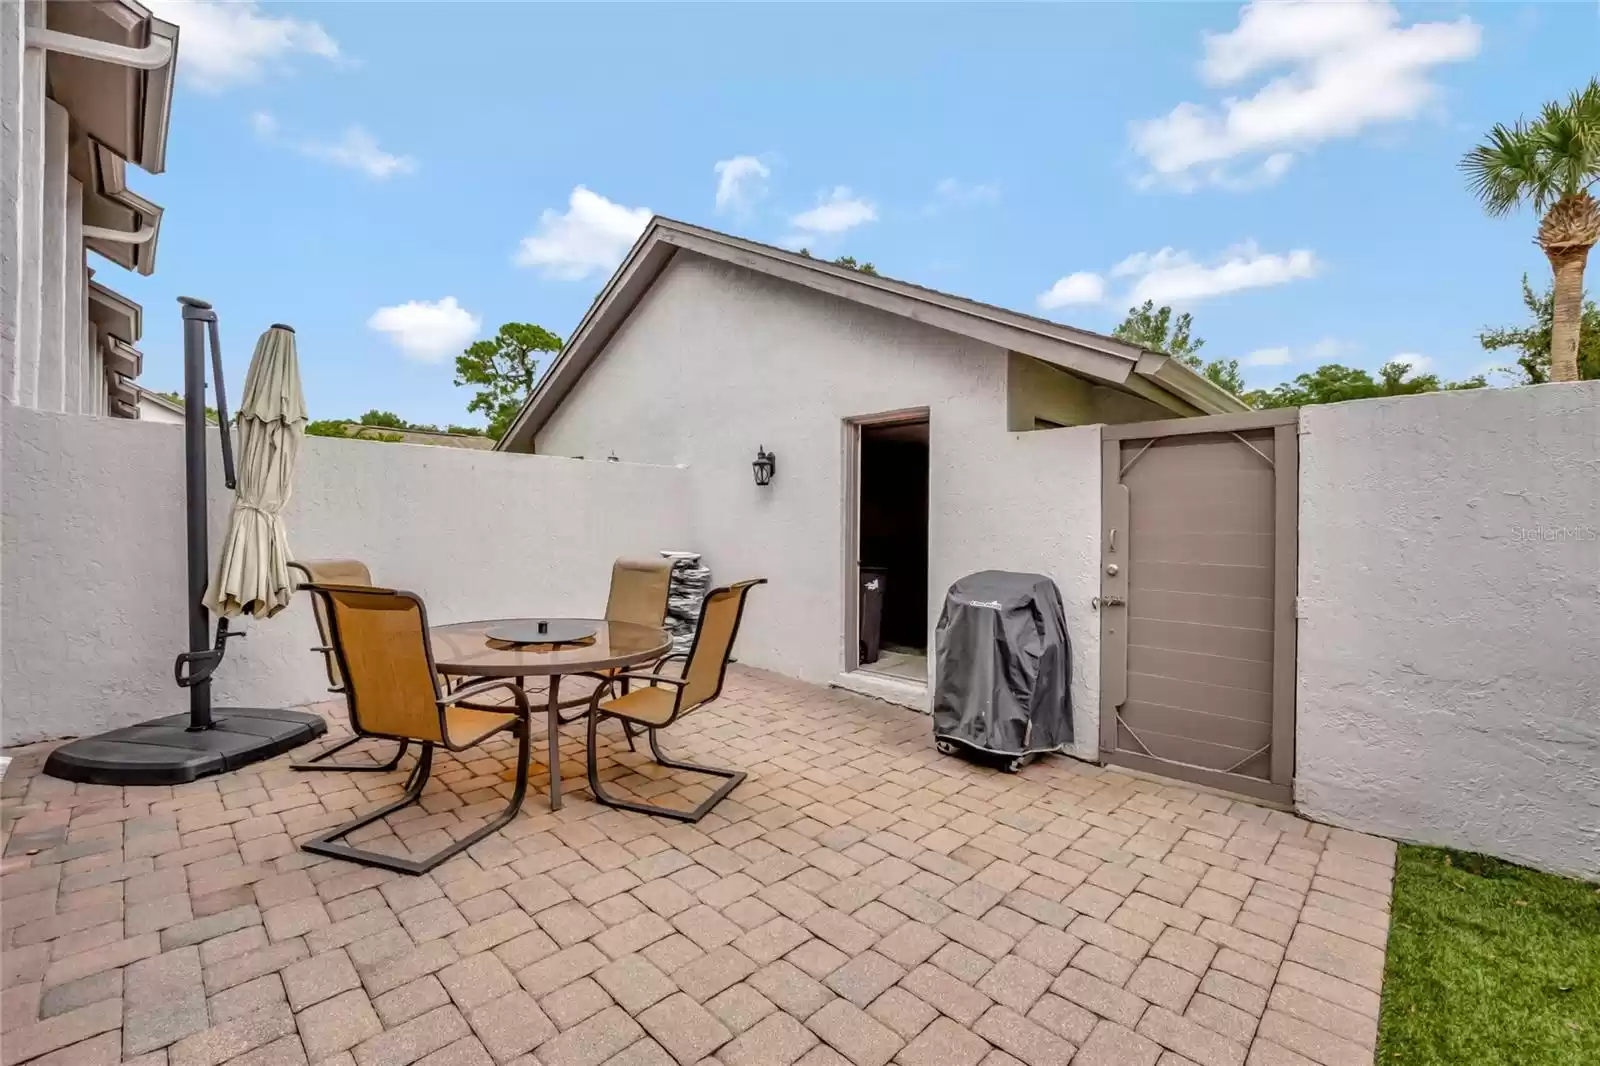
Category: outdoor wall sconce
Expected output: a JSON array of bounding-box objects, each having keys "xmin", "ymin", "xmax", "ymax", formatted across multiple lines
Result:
[{"xmin": 752, "ymin": 446, "xmax": 776, "ymax": 486}]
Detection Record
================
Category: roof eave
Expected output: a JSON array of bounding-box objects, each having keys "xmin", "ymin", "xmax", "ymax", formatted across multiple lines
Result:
[
  {"xmin": 1134, "ymin": 353, "xmax": 1252, "ymax": 415},
  {"xmin": 499, "ymin": 217, "xmax": 1237, "ymax": 449}
]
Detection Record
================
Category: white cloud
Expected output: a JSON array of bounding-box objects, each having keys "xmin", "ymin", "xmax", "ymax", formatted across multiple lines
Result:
[
  {"xmin": 713, "ymin": 156, "xmax": 771, "ymax": 214},
  {"xmin": 1245, "ymin": 347, "xmax": 1293, "ymax": 367},
  {"xmin": 790, "ymin": 187, "xmax": 877, "ymax": 236},
  {"xmin": 1121, "ymin": 241, "xmax": 1319, "ymax": 304},
  {"xmin": 301, "ymin": 128, "xmax": 417, "ymax": 180},
  {"xmin": 146, "ymin": 0, "xmax": 340, "ymax": 91},
  {"xmin": 1131, "ymin": 0, "xmax": 1481, "ymax": 189},
  {"xmin": 1390, "ymin": 352, "xmax": 1434, "ymax": 375},
  {"xmin": 1041, "ymin": 240, "xmax": 1319, "ymax": 317},
  {"xmin": 1309, "ymin": 337, "xmax": 1356, "ymax": 362},
  {"xmin": 367, "ymin": 298, "xmax": 481, "ymax": 363},
  {"xmin": 252, "ymin": 114, "xmax": 416, "ymax": 180},
  {"xmin": 516, "ymin": 186, "xmax": 652, "ymax": 280},
  {"xmin": 926, "ymin": 178, "xmax": 1001, "ymax": 214},
  {"xmin": 1037, "ymin": 272, "xmax": 1107, "ymax": 310}
]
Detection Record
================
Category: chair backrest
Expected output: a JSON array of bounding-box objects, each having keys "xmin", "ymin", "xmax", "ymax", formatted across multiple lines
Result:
[
  {"xmin": 303, "ymin": 583, "xmax": 445, "ymax": 744},
  {"xmin": 681, "ymin": 579, "xmax": 766, "ymax": 710},
  {"xmin": 605, "ymin": 558, "xmax": 673, "ymax": 629},
  {"xmin": 289, "ymin": 559, "xmax": 373, "ymax": 690}
]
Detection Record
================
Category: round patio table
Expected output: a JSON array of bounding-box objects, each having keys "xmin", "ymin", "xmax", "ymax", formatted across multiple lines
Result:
[{"xmin": 430, "ymin": 618, "xmax": 671, "ymax": 812}]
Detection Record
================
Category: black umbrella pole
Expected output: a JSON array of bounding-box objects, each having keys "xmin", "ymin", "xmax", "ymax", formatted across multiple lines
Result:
[{"xmin": 181, "ymin": 297, "xmax": 218, "ymax": 731}]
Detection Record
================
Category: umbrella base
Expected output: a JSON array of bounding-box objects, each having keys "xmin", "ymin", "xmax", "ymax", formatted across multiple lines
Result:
[{"xmin": 42, "ymin": 708, "xmax": 328, "ymax": 786}]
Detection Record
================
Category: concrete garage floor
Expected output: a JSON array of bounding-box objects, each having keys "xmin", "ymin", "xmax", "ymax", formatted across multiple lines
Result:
[{"xmin": 0, "ymin": 666, "xmax": 1395, "ymax": 1066}]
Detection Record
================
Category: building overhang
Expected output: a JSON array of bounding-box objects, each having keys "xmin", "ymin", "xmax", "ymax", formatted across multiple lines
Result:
[
  {"xmin": 78, "ymin": 140, "xmax": 162, "ymax": 274},
  {"xmin": 88, "ymin": 278, "xmax": 143, "ymax": 345},
  {"xmin": 41, "ymin": 0, "xmax": 178, "ymax": 175}
]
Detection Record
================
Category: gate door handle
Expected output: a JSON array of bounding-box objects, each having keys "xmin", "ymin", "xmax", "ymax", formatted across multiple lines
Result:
[{"xmin": 1093, "ymin": 595, "xmax": 1126, "ymax": 608}]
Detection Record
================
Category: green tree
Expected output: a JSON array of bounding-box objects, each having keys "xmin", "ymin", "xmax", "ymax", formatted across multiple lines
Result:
[
  {"xmin": 454, "ymin": 322, "xmax": 563, "ymax": 441},
  {"xmin": 832, "ymin": 255, "xmax": 878, "ymax": 275},
  {"xmin": 357, "ymin": 410, "xmax": 408, "ymax": 429},
  {"xmin": 1243, "ymin": 361, "xmax": 1487, "ymax": 409},
  {"xmin": 304, "ymin": 419, "xmax": 350, "ymax": 438},
  {"xmin": 158, "ymin": 392, "xmax": 218, "ymax": 423},
  {"xmin": 1111, "ymin": 300, "xmax": 1246, "ymax": 396},
  {"xmin": 1479, "ymin": 274, "xmax": 1600, "ymax": 383},
  {"xmin": 797, "ymin": 249, "xmax": 879, "ymax": 275},
  {"xmin": 1462, "ymin": 77, "xmax": 1600, "ymax": 383}
]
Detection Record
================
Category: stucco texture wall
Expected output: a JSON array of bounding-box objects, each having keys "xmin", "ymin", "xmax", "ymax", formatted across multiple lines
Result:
[
  {"xmin": 1296, "ymin": 382, "xmax": 1600, "ymax": 879},
  {"xmin": 1, "ymin": 403, "xmax": 693, "ymax": 745},
  {"xmin": 536, "ymin": 254, "xmax": 1103, "ymax": 756}
]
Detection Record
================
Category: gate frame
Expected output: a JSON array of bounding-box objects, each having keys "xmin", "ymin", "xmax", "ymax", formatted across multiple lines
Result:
[{"xmin": 1098, "ymin": 408, "xmax": 1299, "ymax": 804}]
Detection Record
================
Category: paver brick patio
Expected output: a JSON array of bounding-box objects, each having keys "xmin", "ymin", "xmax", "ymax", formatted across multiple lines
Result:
[{"xmin": 1, "ymin": 666, "xmax": 1397, "ymax": 1066}]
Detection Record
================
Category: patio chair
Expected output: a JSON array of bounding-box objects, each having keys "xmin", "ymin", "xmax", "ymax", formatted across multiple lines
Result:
[
  {"xmin": 286, "ymin": 559, "xmax": 413, "ymax": 774},
  {"xmin": 555, "ymin": 557, "xmax": 675, "ymax": 731},
  {"xmin": 296, "ymin": 582, "xmax": 532, "ymax": 875},
  {"xmin": 584, "ymin": 578, "xmax": 765, "ymax": 822}
]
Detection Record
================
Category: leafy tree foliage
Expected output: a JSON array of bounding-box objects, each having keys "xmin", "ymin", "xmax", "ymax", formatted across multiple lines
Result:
[
  {"xmin": 796, "ymin": 249, "xmax": 879, "ymax": 275},
  {"xmin": 1480, "ymin": 274, "xmax": 1600, "ymax": 383},
  {"xmin": 454, "ymin": 322, "xmax": 563, "ymax": 441},
  {"xmin": 357, "ymin": 410, "xmax": 407, "ymax": 429},
  {"xmin": 1461, "ymin": 77, "xmax": 1600, "ymax": 383},
  {"xmin": 1242, "ymin": 361, "xmax": 1486, "ymax": 409}
]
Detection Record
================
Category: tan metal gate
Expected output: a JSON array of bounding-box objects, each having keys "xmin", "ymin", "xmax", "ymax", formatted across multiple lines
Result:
[{"xmin": 1098, "ymin": 409, "xmax": 1298, "ymax": 804}]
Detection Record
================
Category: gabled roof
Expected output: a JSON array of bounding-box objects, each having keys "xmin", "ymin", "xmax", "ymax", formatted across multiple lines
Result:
[{"xmin": 497, "ymin": 217, "xmax": 1247, "ymax": 451}]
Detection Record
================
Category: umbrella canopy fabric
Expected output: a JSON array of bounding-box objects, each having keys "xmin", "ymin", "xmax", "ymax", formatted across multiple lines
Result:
[{"xmin": 207, "ymin": 326, "xmax": 308, "ymax": 619}]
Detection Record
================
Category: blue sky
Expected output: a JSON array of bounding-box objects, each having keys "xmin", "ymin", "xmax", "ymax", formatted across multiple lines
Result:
[{"xmin": 121, "ymin": 1, "xmax": 1597, "ymax": 427}]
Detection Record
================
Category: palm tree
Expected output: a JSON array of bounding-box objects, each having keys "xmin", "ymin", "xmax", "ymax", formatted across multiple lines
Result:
[{"xmin": 1462, "ymin": 78, "xmax": 1600, "ymax": 383}]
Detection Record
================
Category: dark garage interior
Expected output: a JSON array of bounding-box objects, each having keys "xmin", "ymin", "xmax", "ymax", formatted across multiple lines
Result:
[{"xmin": 858, "ymin": 420, "xmax": 929, "ymax": 681}]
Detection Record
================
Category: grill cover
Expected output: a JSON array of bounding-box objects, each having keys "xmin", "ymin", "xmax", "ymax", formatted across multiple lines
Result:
[{"xmin": 932, "ymin": 571, "xmax": 1073, "ymax": 759}]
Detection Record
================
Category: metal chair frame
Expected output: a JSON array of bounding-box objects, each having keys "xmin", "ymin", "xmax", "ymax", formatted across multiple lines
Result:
[
  {"xmin": 296, "ymin": 583, "xmax": 532, "ymax": 875},
  {"xmin": 584, "ymin": 580, "xmax": 764, "ymax": 823}
]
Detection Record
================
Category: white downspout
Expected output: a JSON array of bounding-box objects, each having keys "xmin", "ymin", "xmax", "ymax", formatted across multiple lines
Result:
[{"xmin": 24, "ymin": 26, "xmax": 173, "ymax": 70}]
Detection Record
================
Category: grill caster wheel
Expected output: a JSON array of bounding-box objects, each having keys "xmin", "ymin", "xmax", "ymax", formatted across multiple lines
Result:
[
  {"xmin": 935, "ymin": 739, "xmax": 958, "ymax": 757},
  {"xmin": 1004, "ymin": 755, "xmax": 1033, "ymax": 774}
]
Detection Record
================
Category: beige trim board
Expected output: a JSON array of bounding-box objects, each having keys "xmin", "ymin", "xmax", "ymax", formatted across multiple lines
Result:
[{"xmin": 1102, "ymin": 406, "xmax": 1299, "ymax": 441}]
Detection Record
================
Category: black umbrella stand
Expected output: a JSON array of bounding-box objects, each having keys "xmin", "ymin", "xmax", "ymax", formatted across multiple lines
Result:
[{"xmin": 43, "ymin": 297, "xmax": 326, "ymax": 785}]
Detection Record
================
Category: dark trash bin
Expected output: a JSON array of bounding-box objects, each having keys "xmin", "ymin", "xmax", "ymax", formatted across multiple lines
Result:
[
  {"xmin": 932, "ymin": 570, "xmax": 1072, "ymax": 772},
  {"xmin": 859, "ymin": 566, "xmax": 888, "ymax": 664}
]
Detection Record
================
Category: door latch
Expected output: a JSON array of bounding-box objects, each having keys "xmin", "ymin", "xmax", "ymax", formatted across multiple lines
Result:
[{"xmin": 1091, "ymin": 595, "xmax": 1127, "ymax": 610}]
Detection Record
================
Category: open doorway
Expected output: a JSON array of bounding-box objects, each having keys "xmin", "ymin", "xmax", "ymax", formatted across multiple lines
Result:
[{"xmin": 855, "ymin": 418, "xmax": 930, "ymax": 684}]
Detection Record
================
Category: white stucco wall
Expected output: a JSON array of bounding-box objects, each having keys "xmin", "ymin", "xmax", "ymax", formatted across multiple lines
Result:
[
  {"xmin": 1, "ymin": 403, "xmax": 695, "ymax": 745},
  {"xmin": 1296, "ymin": 382, "xmax": 1600, "ymax": 879},
  {"xmin": 536, "ymin": 254, "xmax": 1103, "ymax": 756}
]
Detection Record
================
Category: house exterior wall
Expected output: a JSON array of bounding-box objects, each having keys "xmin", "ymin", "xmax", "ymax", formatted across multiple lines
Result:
[
  {"xmin": 1, "ymin": 1, "xmax": 130, "ymax": 418},
  {"xmin": 535, "ymin": 253, "xmax": 1104, "ymax": 758},
  {"xmin": 1, "ymin": 404, "xmax": 695, "ymax": 745},
  {"xmin": 1296, "ymin": 382, "xmax": 1600, "ymax": 879}
]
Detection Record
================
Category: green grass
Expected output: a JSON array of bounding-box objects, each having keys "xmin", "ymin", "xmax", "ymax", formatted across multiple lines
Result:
[{"xmin": 1377, "ymin": 845, "xmax": 1600, "ymax": 1065}]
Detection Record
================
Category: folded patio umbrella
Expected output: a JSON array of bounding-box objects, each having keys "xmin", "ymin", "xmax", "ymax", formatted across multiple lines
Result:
[{"xmin": 207, "ymin": 325, "xmax": 307, "ymax": 619}]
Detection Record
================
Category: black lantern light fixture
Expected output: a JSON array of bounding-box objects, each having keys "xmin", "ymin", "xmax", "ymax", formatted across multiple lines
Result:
[{"xmin": 752, "ymin": 445, "xmax": 776, "ymax": 486}]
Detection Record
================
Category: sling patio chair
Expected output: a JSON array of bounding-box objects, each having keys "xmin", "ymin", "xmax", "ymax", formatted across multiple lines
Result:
[
  {"xmin": 286, "ymin": 559, "xmax": 416, "ymax": 774},
  {"xmin": 584, "ymin": 578, "xmax": 765, "ymax": 823},
  {"xmin": 553, "ymin": 557, "xmax": 675, "ymax": 731},
  {"xmin": 296, "ymin": 582, "xmax": 532, "ymax": 875}
]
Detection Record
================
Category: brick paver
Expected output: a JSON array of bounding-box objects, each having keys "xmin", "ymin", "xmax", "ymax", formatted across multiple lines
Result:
[{"xmin": 1, "ymin": 667, "xmax": 1396, "ymax": 1066}]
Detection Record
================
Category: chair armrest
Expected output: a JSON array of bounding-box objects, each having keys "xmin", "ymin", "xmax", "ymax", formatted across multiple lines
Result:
[
  {"xmin": 610, "ymin": 671, "xmax": 689, "ymax": 689},
  {"xmin": 444, "ymin": 678, "xmax": 531, "ymax": 713}
]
